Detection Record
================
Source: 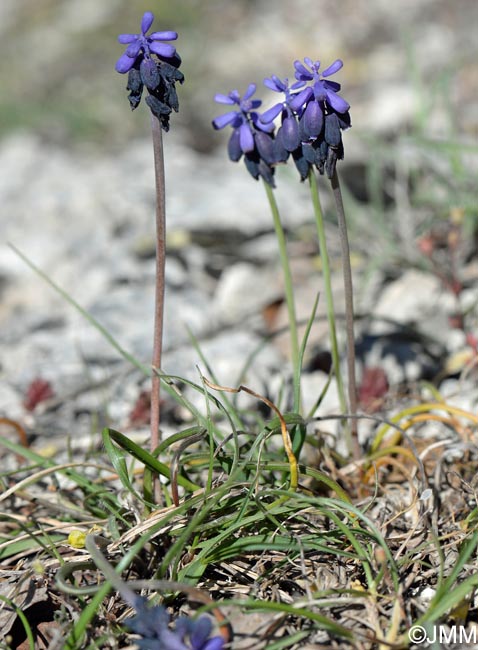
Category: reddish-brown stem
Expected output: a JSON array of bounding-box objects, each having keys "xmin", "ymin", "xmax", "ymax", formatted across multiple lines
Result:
[
  {"xmin": 330, "ymin": 170, "xmax": 360, "ymax": 460},
  {"xmin": 150, "ymin": 115, "xmax": 166, "ymax": 458}
]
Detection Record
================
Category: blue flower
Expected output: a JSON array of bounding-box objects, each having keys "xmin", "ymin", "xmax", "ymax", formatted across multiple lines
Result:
[
  {"xmin": 115, "ymin": 11, "xmax": 178, "ymax": 74},
  {"xmin": 291, "ymin": 58, "xmax": 350, "ymax": 116},
  {"xmin": 116, "ymin": 11, "xmax": 183, "ymax": 131},
  {"xmin": 212, "ymin": 84, "xmax": 277, "ymax": 186},
  {"xmin": 260, "ymin": 76, "xmax": 303, "ymax": 153},
  {"xmin": 266, "ymin": 58, "xmax": 351, "ymax": 179},
  {"xmin": 213, "ymin": 84, "xmax": 273, "ymax": 154},
  {"xmin": 124, "ymin": 598, "xmax": 224, "ymax": 650}
]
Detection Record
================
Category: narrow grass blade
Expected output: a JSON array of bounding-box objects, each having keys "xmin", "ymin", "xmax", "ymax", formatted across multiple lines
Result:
[
  {"xmin": 9, "ymin": 243, "xmax": 149, "ymax": 375},
  {"xmin": 0, "ymin": 595, "xmax": 35, "ymax": 650},
  {"xmin": 104, "ymin": 428, "xmax": 200, "ymax": 492}
]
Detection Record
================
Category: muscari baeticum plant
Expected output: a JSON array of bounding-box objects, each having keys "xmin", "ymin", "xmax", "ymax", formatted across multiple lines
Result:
[
  {"xmin": 213, "ymin": 57, "xmax": 359, "ymax": 458},
  {"xmin": 116, "ymin": 11, "xmax": 184, "ymax": 465},
  {"xmin": 113, "ymin": 15, "xmax": 227, "ymax": 643}
]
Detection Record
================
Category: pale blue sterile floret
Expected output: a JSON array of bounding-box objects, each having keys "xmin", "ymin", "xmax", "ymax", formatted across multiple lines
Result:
[
  {"xmin": 260, "ymin": 75, "xmax": 304, "ymax": 122},
  {"xmin": 115, "ymin": 11, "xmax": 178, "ymax": 73},
  {"xmin": 260, "ymin": 75, "xmax": 305, "ymax": 152},
  {"xmin": 212, "ymin": 84, "xmax": 277, "ymax": 185},
  {"xmin": 212, "ymin": 83, "xmax": 274, "ymax": 155},
  {"xmin": 290, "ymin": 57, "xmax": 350, "ymax": 114}
]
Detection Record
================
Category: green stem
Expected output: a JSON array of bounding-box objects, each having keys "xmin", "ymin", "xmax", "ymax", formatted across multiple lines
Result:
[
  {"xmin": 263, "ymin": 181, "xmax": 301, "ymax": 412},
  {"xmin": 330, "ymin": 170, "xmax": 360, "ymax": 459},
  {"xmin": 307, "ymin": 170, "xmax": 348, "ymax": 424}
]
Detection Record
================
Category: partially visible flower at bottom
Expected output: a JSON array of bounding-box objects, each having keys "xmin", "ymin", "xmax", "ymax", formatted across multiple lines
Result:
[
  {"xmin": 212, "ymin": 84, "xmax": 277, "ymax": 187},
  {"xmin": 124, "ymin": 597, "xmax": 224, "ymax": 650}
]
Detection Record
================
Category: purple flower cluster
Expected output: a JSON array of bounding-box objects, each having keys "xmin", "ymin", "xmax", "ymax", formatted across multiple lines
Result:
[
  {"xmin": 213, "ymin": 57, "xmax": 351, "ymax": 185},
  {"xmin": 212, "ymin": 84, "xmax": 276, "ymax": 186},
  {"xmin": 124, "ymin": 597, "xmax": 224, "ymax": 650},
  {"xmin": 116, "ymin": 11, "xmax": 184, "ymax": 131}
]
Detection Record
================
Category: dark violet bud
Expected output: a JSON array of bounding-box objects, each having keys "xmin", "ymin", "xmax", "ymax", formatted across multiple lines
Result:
[
  {"xmin": 244, "ymin": 150, "xmax": 276, "ymax": 187},
  {"xmin": 164, "ymin": 83, "xmax": 179, "ymax": 112},
  {"xmin": 324, "ymin": 112, "xmax": 341, "ymax": 147},
  {"xmin": 126, "ymin": 66, "xmax": 144, "ymax": 109},
  {"xmin": 258, "ymin": 159, "xmax": 276, "ymax": 187},
  {"xmin": 316, "ymin": 139, "xmax": 329, "ymax": 166},
  {"xmin": 273, "ymin": 126, "xmax": 290, "ymax": 163},
  {"xmin": 159, "ymin": 60, "xmax": 184, "ymax": 84},
  {"xmin": 127, "ymin": 66, "xmax": 143, "ymax": 94},
  {"xmin": 213, "ymin": 84, "xmax": 276, "ymax": 187},
  {"xmin": 281, "ymin": 115, "xmax": 300, "ymax": 151},
  {"xmin": 325, "ymin": 146, "xmax": 341, "ymax": 178},
  {"xmin": 145, "ymin": 95, "xmax": 171, "ymax": 116},
  {"xmin": 140, "ymin": 57, "xmax": 161, "ymax": 90},
  {"xmin": 292, "ymin": 148, "xmax": 311, "ymax": 181},
  {"xmin": 244, "ymin": 152, "xmax": 260, "ymax": 180},
  {"xmin": 302, "ymin": 142, "xmax": 316, "ymax": 164},
  {"xmin": 145, "ymin": 95, "xmax": 172, "ymax": 130},
  {"xmin": 298, "ymin": 115, "xmax": 309, "ymax": 144},
  {"xmin": 116, "ymin": 12, "xmax": 182, "ymax": 129},
  {"xmin": 336, "ymin": 110, "xmax": 351, "ymax": 130},
  {"xmin": 302, "ymin": 100, "xmax": 323, "ymax": 138},
  {"xmin": 227, "ymin": 128, "xmax": 243, "ymax": 161},
  {"xmin": 303, "ymin": 138, "xmax": 327, "ymax": 176},
  {"xmin": 254, "ymin": 131, "xmax": 276, "ymax": 165}
]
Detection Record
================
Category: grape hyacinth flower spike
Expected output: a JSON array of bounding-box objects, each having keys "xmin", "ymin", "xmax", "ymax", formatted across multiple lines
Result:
[
  {"xmin": 212, "ymin": 84, "xmax": 277, "ymax": 187},
  {"xmin": 259, "ymin": 74, "xmax": 311, "ymax": 180},
  {"xmin": 116, "ymin": 11, "xmax": 184, "ymax": 131},
  {"xmin": 292, "ymin": 56, "xmax": 358, "ymax": 457},
  {"xmin": 291, "ymin": 57, "xmax": 351, "ymax": 179}
]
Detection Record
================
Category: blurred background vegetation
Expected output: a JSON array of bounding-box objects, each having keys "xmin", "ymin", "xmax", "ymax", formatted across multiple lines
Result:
[
  {"xmin": 2, "ymin": 0, "xmax": 476, "ymax": 145},
  {"xmin": 1, "ymin": 0, "xmax": 477, "ymax": 265}
]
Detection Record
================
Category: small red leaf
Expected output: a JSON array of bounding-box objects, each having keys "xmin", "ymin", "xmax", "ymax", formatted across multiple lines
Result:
[
  {"xmin": 23, "ymin": 379, "xmax": 54, "ymax": 411},
  {"xmin": 358, "ymin": 367, "xmax": 388, "ymax": 412}
]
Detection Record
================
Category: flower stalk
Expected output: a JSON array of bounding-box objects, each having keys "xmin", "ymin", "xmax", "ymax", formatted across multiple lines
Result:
[
  {"xmin": 263, "ymin": 181, "xmax": 301, "ymax": 411},
  {"xmin": 212, "ymin": 56, "xmax": 359, "ymax": 459},
  {"xmin": 308, "ymin": 169, "xmax": 348, "ymax": 425},
  {"xmin": 116, "ymin": 11, "xmax": 183, "ymax": 471},
  {"xmin": 330, "ymin": 170, "xmax": 360, "ymax": 459},
  {"xmin": 150, "ymin": 115, "xmax": 166, "ymax": 453}
]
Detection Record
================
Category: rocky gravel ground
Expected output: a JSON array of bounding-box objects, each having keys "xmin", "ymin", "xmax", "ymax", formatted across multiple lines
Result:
[{"xmin": 1, "ymin": 126, "xmax": 477, "ymax": 452}]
